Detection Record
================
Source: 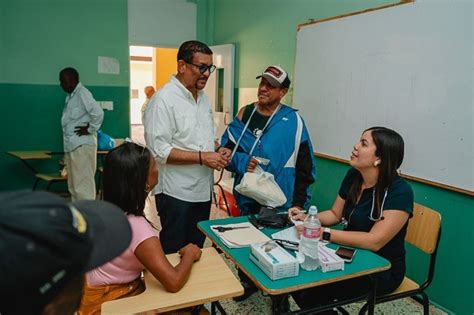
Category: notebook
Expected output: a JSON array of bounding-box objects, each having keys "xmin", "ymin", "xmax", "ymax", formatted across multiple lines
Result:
[{"xmin": 211, "ymin": 222, "xmax": 270, "ymax": 248}]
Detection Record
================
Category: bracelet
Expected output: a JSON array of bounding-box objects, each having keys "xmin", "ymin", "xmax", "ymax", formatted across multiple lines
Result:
[
  {"xmin": 215, "ymin": 145, "xmax": 222, "ymax": 152},
  {"xmin": 199, "ymin": 150, "xmax": 202, "ymax": 165}
]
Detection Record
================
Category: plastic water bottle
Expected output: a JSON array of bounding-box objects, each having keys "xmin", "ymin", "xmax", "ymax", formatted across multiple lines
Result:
[{"xmin": 300, "ymin": 205, "xmax": 321, "ymax": 271}]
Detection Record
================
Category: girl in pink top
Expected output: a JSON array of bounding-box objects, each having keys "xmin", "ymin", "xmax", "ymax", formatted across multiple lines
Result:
[{"xmin": 79, "ymin": 142, "xmax": 202, "ymax": 314}]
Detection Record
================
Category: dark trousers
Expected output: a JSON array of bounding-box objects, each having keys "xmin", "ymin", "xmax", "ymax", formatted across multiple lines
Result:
[{"xmin": 155, "ymin": 193, "xmax": 211, "ymax": 254}]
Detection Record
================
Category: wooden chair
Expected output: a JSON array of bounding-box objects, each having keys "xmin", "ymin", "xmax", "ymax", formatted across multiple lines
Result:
[{"xmin": 360, "ymin": 203, "xmax": 442, "ymax": 314}]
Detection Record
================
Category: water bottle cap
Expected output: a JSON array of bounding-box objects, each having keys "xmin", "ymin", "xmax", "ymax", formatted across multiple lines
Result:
[{"xmin": 308, "ymin": 205, "xmax": 318, "ymax": 215}]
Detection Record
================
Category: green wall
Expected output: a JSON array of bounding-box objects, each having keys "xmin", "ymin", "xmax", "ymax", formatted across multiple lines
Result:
[
  {"xmin": 208, "ymin": 0, "xmax": 473, "ymax": 313},
  {"xmin": 0, "ymin": 0, "xmax": 5, "ymax": 83},
  {"xmin": 0, "ymin": 0, "xmax": 130, "ymax": 191}
]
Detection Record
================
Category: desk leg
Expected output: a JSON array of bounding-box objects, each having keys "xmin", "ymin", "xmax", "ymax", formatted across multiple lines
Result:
[
  {"xmin": 33, "ymin": 178, "xmax": 40, "ymax": 190},
  {"xmin": 366, "ymin": 275, "xmax": 378, "ymax": 315},
  {"xmin": 271, "ymin": 294, "xmax": 290, "ymax": 315},
  {"xmin": 211, "ymin": 301, "xmax": 227, "ymax": 315},
  {"xmin": 20, "ymin": 159, "xmax": 39, "ymax": 175}
]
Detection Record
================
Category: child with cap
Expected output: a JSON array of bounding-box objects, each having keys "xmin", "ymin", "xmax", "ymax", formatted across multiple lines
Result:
[
  {"xmin": 0, "ymin": 190, "xmax": 132, "ymax": 315},
  {"xmin": 78, "ymin": 142, "xmax": 202, "ymax": 314}
]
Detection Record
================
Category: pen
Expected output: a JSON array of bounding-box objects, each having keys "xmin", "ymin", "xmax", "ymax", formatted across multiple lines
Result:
[
  {"xmin": 292, "ymin": 209, "xmax": 307, "ymax": 215},
  {"xmin": 274, "ymin": 239, "xmax": 299, "ymax": 251},
  {"xmin": 273, "ymin": 238, "xmax": 299, "ymax": 246}
]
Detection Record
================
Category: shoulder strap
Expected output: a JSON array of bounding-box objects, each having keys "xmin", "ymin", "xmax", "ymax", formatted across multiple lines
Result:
[
  {"xmin": 231, "ymin": 106, "xmax": 258, "ymax": 158},
  {"xmin": 248, "ymin": 104, "xmax": 281, "ymax": 155},
  {"xmin": 241, "ymin": 103, "xmax": 256, "ymax": 123},
  {"xmin": 230, "ymin": 104, "xmax": 281, "ymax": 158}
]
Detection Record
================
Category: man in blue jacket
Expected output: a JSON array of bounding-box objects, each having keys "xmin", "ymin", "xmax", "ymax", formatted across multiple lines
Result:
[
  {"xmin": 222, "ymin": 65, "xmax": 315, "ymax": 216},
  {"xmin": 221, "ymin": 65, "xmax": 316, "ymax": 300}
]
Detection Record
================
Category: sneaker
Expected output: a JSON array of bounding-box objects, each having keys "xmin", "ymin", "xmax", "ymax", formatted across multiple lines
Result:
[{"xmin": 233, "ymin": 281, "xmax": 258, "ymax": 302}]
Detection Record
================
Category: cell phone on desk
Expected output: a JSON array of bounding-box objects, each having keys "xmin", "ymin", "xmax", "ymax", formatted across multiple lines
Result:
[{"xmin": 335, "ymin": 246, "xmax": 357, "ymax": 263}]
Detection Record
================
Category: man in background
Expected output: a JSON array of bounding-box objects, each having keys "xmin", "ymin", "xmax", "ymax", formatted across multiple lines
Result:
[
  {"xmin": 145, "ymin": 40, "xmax": 231, "ymax": 254},
  {"xmin": 0, "ymin": 190, "xmax": 131, "ymax": 315},
  {"xmin": 60, "ymin": 67, "xmax": 104, "ymax": 201},
  {"xmin": 141, "ymin": 85, "xmax": 156, "ymax": 123}
]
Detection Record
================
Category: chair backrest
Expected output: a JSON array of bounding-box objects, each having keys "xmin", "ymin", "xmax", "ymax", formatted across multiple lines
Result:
[{"xmin": 405, "ymin": 203, "xmax": 441, "ymax": 254}]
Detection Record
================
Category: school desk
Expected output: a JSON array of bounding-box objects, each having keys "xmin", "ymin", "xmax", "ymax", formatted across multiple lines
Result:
[
  {"xmin": 101, "ymin": 247, "xmax": 244, "ymax": 315},
  {"xmin": 198, "ymin": 216, "xmax": 391, "ymax": 314},
  {"xmin": 7, "ymin": 141, "xmax": 124, "ymax": 191},
  {"xmin": 7, "ymin": 151, "xmax": 53, "ymax": 174},
  {"xmin": 6, "ymin": 151, "xmax": 67, "ymax": 190}
]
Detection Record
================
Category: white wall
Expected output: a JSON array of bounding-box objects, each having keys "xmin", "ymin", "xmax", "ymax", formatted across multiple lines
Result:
[{"xmin": 128, "ymin": 0, "xmax": 196, "ymax": 47}]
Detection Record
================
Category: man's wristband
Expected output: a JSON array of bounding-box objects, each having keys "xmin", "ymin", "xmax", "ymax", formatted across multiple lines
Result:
[{"xmin": 199, "ymin": 151, "xmax": 202, "ymax": 165}]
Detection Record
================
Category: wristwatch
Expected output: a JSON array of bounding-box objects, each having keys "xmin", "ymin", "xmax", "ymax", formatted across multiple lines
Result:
[{"xmin": 322, "ymin": 227, "xmax": 331, "ymax": 242}]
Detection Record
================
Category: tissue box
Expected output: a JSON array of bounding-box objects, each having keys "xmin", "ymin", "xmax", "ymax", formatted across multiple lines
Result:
[
  {"xmin": 319, "ymin": 245, "xmax": 345, "ymax": 272},
  {"xmin": 249, "ymin": 242, "xmax": 299, "ymax": 280}
]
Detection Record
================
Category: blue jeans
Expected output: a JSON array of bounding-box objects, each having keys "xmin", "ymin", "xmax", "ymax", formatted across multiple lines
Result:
[{"xmin": 155, "ymin": 193, "xmax": 211, "ymax": 254}]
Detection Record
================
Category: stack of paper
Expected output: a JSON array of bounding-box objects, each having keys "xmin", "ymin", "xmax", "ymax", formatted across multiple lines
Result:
[{"xmin": 211, "ymin": 222, "xmax": 270, "ymax": 248}]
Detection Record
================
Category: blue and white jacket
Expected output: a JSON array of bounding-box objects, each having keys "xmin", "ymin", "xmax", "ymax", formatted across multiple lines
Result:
[{"xmin": 221, "ymin": 104, "xmax": 316, "ymax": 215}]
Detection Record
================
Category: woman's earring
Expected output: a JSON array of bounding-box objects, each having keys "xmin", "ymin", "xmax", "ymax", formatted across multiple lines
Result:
[
  {"xmin": 145, "ymin": 183, "xmax": 151, "ymax": 194},
  {"xmin": 374, "ymin": 160, "xmax": 381, "ymax": 167}
]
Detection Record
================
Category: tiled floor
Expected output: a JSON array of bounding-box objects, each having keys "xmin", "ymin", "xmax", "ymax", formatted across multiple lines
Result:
[{"xmin": 143, "ymin": 195, "xmax": 446, "ymax": 315}]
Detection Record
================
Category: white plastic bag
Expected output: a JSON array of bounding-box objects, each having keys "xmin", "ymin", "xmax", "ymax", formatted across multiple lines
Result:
[{"xmin": 235, "ymin": 165, "xmax": 287, "ymax": 207}]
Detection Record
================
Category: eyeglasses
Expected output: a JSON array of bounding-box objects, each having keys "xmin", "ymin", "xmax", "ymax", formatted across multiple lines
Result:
[{"xmin": 186, "ymin": 62, "xmax": 216, "ymax": 74}]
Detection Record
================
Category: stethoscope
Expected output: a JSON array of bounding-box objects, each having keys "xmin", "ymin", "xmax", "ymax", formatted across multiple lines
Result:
[{"xmin": 341, "ymin": 188, "xmax": 389, "ymax": 228}]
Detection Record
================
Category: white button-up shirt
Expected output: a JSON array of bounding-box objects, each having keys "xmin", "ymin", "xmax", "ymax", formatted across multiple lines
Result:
[
  {"xmin": 144, "ymin": 76, "xmax": 215, "ymax": 202},
  {"xmin": 61, "ymin": 83, "xmax": 104, "ymax": 152}
]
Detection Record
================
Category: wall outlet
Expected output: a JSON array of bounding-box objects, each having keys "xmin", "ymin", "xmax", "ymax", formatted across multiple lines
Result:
[{"xmin": 99, "ymin": 101, "xmax": 113, "ymax": 110}]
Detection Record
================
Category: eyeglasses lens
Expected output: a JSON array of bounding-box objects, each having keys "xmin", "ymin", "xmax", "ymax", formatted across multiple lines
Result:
[{"xmin": 199, "ymin": 64, "xmax": 216, "ymax": 74}]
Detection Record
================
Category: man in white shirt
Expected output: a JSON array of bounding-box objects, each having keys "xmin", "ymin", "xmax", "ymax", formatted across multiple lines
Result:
[
  {"xmin": 145, "ymin": 41, "xmax": 231, "ymax": 254},
  {"xmin": 59, "ymin": 67, "xmax": 104, "ymax": 201}
]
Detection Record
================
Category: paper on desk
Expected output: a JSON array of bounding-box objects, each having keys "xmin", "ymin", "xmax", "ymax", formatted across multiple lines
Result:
[
  {"xmin": 271, "ymin": 226, "xmax": 301, "ymax": 244},
  {"xmin": 211, "ymin": 222, "xmax": 270, "ymax": 248}
]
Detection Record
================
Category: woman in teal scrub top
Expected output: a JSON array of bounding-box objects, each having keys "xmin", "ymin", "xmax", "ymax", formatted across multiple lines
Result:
[{"xmin": 290, "ymin": 126, "xmax": 413, "ymax": 311}]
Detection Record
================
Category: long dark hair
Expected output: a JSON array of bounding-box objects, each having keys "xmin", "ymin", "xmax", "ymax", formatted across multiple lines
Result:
[
  {"xmin": 347, "ymin": 126, "xmax": 405, "ymax": 219},
  {"xmin": 103, "ymin": 142, "xmax": 151, "ymax": 216}
]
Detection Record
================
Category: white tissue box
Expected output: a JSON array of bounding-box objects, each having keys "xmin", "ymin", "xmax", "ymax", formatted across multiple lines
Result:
[
  {"xmin": 319, "ymin": 245, "xmax": 345, "ymax": 272},
  {"xmin": 249, "ymin": 242, "xmax": 299, "ymax": 280}
]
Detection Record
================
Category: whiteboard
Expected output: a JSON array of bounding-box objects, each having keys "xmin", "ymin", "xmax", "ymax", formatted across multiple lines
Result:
[{"xmin": 293, "ymin": 0, "xmax": 473, "ymax": 192}]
